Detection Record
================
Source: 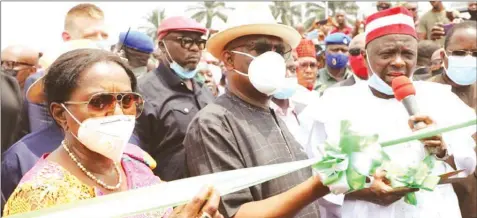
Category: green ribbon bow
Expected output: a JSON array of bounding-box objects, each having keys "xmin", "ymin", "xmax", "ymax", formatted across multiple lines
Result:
[
  {"xmin": 312, "ymin": 120, "xmax": 384, "ymax": 194},
  {"xmin": 382, "ymin": 155, "xmax": 441, "ymax": 205}
]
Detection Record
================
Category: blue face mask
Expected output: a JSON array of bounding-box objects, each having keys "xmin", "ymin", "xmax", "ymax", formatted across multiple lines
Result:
[
  {"xmin": 445, "ymin": 55, "xmax": 477, "ymax": 86},
  {"xmin": 273, "ymin": 78, "xmax": 298, "ymax": 99},
  {"xmin": 162, "ymin": 40, "xmax": 198, "ymax": 79},
  {"xmin": 170, "ymin": 62, "xmax": 198, "ymax": 79},
  {"xmin": 326, "ymin": 52, "xmax": 349, "ymax": 69},
  {"xmin": 365, "ymin": 50, "xmax": 394, "ymax": 95}
]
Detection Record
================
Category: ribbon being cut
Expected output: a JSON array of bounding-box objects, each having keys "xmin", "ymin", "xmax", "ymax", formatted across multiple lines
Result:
[{"xmin": 5, "ymin": 118, "xmax": 476, "ymax": 217}]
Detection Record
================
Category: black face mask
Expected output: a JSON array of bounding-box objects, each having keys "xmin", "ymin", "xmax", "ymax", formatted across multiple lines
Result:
[
  {"xmin": 431, "ymin": 67, "xmax": 444, "ymax": 76},
  {"xmin": 3, "ymin": 69, "xmax": 19, "ymax": 77}
]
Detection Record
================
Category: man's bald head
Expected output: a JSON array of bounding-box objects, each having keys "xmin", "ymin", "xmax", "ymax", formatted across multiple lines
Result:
[
  {"xmin": 294, "ymin": 24, "xmax": 305, "ymax": 36},
  {"xmin": 349, "ymin": 33, "xmax": 365, "ymax": 50},
  {"xmin": 1, "ymin": 45, "xmax": 40, "ymax": 90},
  {"xmin": 1, "ymin": 45, "xmax": 40, "ymax": 66}
]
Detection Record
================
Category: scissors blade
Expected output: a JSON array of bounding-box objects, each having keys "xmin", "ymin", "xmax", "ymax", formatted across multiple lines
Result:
[{"xmin": 438, "ymin": 170, "xmax": 465, "ymax": 184}]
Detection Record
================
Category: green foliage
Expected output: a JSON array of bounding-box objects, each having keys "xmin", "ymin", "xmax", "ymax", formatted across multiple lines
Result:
[
  {"xmin": 187, "ymin": 1, "xmax": 233, "ymax": 29},
  {"xmin": 139, "ymin": 8, "xmax": 166, "ymax": 44}
]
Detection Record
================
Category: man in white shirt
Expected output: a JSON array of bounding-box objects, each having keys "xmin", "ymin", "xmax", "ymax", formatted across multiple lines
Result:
[
  {"xmin": 300, "ymin": 7, "xmax": 476, "ymax": 218},
  {"xmin": 270, "ymin": 53, "xmax": 305, "ymax": 149}
]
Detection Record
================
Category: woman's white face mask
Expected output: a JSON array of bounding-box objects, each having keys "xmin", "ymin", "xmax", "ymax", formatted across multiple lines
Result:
[{"xmin": 61, "ymin": 104, "xmax": 135, "ymax": 163}]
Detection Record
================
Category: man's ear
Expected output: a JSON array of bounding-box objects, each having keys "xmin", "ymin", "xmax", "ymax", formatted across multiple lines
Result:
[
  {"xmin": 440, "ymin": 50, "xmax": 446, "ymax": 61},
  {"xmin": 61, "ymin": 32, "xmax": 71, "ymax": 42},
  {"xmin": 221, "ymin": 51, "xmax": 234, "ymax": 70},
  {"xmin": 50, "ymin": 102, "xmax": 68, "ymax": 131}
]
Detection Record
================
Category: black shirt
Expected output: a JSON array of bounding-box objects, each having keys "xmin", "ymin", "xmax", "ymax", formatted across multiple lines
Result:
[
  {"xmin": 1, "ymin": 73, "xmax": 23, "ymax": 153},
  {"xmin": 135, "ymin": 63, "xmax": 215, "ymax": 181},
  {"xmin": 184, "ymin": 91, "xmax": 320, "ymax": 218}
]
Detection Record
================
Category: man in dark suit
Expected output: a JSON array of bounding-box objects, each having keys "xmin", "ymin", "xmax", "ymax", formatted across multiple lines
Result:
[{"xmin": 1, "ymin": 70, "xmax": 23, "ymax": 153}]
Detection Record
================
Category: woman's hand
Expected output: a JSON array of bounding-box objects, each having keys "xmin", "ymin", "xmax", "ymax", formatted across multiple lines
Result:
[{"xmin": 170, "ymin": 186, "xmax": 223, "ymax": 218}]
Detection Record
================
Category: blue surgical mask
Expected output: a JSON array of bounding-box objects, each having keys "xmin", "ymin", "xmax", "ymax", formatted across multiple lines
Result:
[
  {"xmin": 326, "ymin": 52, "xmax": 349, "ymax": 69},
  {"xmin": 273, "ymin": 77, "xmax": 298, "ymax": 99},
  {"xmin": 445, "ymin": 55, "xmax": 477, "ymax": 86},
  {"xmin": 162, "ymin": 40, "xmax": 198, "ymax": 79},
  {"xmin": 365, "ymin": 51, "xmax": 394, "ymax": 95}
]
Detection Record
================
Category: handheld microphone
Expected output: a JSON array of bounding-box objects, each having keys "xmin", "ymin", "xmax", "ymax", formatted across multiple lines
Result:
[{"xmin": 392, "ymin": 76, "xmax": 427, "ymax": 129}]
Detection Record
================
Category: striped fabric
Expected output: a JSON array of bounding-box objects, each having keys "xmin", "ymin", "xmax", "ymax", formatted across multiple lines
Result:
[{"xmin": 365, "ymin": 7, "xmax": 417, "ymax": 45}]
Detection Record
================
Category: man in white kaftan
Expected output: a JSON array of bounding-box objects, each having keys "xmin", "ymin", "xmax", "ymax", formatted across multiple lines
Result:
[{"xmin": 299, "ymin": 7, "xmax": 476, "ymax": 218}]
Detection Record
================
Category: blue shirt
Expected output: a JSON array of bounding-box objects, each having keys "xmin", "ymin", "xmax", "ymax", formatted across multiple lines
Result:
[{"xmin": 24, "ymin": 71, "xmax": 55, "ymax": 132}]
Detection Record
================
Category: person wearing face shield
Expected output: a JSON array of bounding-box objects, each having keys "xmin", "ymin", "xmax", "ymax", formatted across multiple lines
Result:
[
  {"xmin": 299, "ymin": 7, "xmax": 476, "ymax": 218},
  {"xmin": 427, "ymin": 21, "xmax": 477, "ymax": 218},
  {"xmin": 134, "ymin": 16, "xmax": 215, "ymax": 181},
  {"xmin": 183, "ymin": 4, "xmax": 392, "ymax": 218},
  {"xmin": 315, "ymin": 33, "xmax": 353, "ymax": 95}
]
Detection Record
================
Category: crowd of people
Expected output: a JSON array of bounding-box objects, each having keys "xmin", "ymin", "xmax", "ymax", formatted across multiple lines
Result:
[{"xmin": 1, "ymin": 1, "xmax": 476, "ymax": 218}]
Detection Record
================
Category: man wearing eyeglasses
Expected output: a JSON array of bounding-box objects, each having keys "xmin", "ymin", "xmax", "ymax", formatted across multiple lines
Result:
[
  {"xmin": 134, "ymin": 16, "xmax": 215, "ymax": 181},
  {"xmin": 428, "ymin": 20, "xmax": 477, "ymax": 218},
  {"xmin": 1, "ymin": 45, "xmax": 40, "ymax": 92},
  {"xmin": 315, "ymin": 33, "xmax": 353, "ymax": 95}
]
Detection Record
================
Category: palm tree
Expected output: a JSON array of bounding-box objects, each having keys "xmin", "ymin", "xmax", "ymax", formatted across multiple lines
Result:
[
  {"xmin": 303, "ymin": 2, "xmax": 325, "ymax": 29},
  {"xmin": 187, "ymin": 1, "xmax": 233, "ymax": 29},
  {"xmin": 140, "ymin": 8, "xmax": 166, "ymax": 44},
  {"xmin": 269, "ymin": 1, "xmax": 302, "ymax": 26}
]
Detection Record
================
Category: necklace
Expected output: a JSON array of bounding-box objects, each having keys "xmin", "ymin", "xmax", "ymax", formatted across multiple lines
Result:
[{"xmin": 62, "ymin": 140, "xmax": 122, "ymax": 190}]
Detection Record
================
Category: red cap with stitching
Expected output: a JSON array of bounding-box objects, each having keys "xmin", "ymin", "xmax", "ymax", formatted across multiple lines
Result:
[{"xmin": 392, "ymin": 76, "xmax": 416, "ymax": 101}]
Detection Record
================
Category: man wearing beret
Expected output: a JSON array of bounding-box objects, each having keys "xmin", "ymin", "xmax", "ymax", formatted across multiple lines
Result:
[
  {"xmin": 315, "ymin": 32, "xmax": 353, "ymax": 95},
  {"xmin": 134, "ymin": 16, "xmax": 215, "ymax": 181},
  {"xmin": 116, "ymin": 30, "xmax": 154, "ymax": 78}
]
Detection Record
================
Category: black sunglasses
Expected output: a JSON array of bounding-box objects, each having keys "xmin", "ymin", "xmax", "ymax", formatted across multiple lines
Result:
[
  {"xmin": 64, "ymin": 92, "xmax": 145, "ymax": 118},
  {"xmin": 447, "ymin": 50, "xmax": 477, "ymax": 58},
  {"xmin": 349, "ymin": 48, "xmax": 362, "ymax": 57},
  {"xmin": 174, "ymin": 36, "xmax": 207, "ymax": 50},
  {"xmin": 230, "ymin": 40, "xmax": 293, "ymax": 60}
]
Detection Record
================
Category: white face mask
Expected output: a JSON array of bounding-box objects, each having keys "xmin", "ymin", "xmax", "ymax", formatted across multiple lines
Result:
[
  {"xmin": 445, "ymin": 54, "xmax": 477, "ymax": 86},
  {"xmin": 232, "ymin": 51, "xmax": 287, "ymax": 96},
  {"xmin": 365, "ymin": 50, "xmax": 394, "ymax": 95},
  {"xmin": 61, "ymin": 104, "xmax": 136, "ymax": 163}
]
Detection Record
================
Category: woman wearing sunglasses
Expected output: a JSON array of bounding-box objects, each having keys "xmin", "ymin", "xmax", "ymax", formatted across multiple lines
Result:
[{"xmin": 3, "ymin": 49, "xmax": 222, "ymax": 218}]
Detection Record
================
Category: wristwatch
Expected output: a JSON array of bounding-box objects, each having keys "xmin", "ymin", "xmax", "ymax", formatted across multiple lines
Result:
[{"xmin": 434, "ymin": 149, "xmax": 450, "ymax": 161}]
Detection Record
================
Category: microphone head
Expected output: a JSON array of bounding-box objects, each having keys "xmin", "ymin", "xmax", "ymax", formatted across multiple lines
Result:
[{"xmin": 392, "ymin": 76, "xmax": 416, "ymax": 101}]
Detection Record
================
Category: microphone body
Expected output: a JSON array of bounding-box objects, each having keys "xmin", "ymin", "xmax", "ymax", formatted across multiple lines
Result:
[
  {"xmin": 401, "ymin": 95, "xmax": 427, "ymax": 129},
  {"xmin": 392, "ymin": 76, "xmax": 427, "ymax": 129}
]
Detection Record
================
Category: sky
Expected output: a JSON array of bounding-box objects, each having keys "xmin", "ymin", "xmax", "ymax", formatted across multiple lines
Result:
[{"xmin": 0, "ymin": 1, "xmax": 463, "ymax": 52}]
